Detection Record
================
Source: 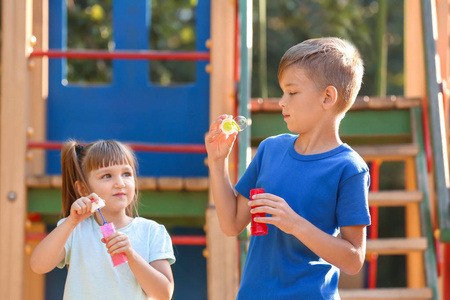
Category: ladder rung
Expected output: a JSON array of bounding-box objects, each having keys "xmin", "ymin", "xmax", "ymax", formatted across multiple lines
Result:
[
  {"xmin": 369, "ymin": 190, "xmax": 423, "ymax": 206},
  {"xmin": 366, "ymin": 237, "xmax": 427, "ymax": 255},
  {"xmin": 353, "ymin": 144, "xmax": 419, "ymax": 161},
  {"xmin": 339, "ymin": 287, "xmax": 433, "ymax": 300}
]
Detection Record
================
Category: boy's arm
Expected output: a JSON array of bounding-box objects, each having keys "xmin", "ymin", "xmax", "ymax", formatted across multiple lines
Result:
[
  {"xmin": 249, "ymin": 193, "xmax": 366, "ymax": 275},
  {"xmin": 205, "ymin": 115, "xmax": 252, "ymax": 236},
  {"xmin": 208, "ymin": 156, "xmax": 252, "ymax": 236}
]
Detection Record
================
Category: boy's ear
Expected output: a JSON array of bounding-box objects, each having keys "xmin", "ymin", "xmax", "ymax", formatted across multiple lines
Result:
[
  {"xmin": 322, "ymin": 86, "xmax": 338, "ymax": 110},
  {"xmin": 75, "ymin": 181, "xmax": 89, "ymax": 197}
]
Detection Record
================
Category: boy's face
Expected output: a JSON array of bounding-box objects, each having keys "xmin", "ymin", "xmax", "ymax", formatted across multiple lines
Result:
[{"xmin": 278, "ymin": 66, "xmax": 326, "ymax": 134}]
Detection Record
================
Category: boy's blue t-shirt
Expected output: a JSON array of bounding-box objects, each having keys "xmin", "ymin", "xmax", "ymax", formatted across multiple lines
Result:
[{"xmin": 235, "ymin": 134, "xmax": 371, "ymax": 300}]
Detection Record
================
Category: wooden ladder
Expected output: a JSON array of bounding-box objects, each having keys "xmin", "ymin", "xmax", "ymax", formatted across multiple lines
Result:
[{"xmin": 338, "ymin": 99, "xmax": 437, "ymax": 299}]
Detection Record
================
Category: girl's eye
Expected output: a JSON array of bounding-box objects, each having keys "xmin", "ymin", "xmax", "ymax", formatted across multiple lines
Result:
[
  {"xmin": 123, "ymin": 172, "xmax": 132, "ymax": 177},
  {"xmin": 101, "ymin": 174, "xmax": 111, "ymax": 179},
  {"xmin": 289, "ymin": 92, "xmax": 297, "ymax": 96}
]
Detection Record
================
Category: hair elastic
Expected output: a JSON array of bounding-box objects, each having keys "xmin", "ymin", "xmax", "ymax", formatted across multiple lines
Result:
[{"xmin": 75, "ymin": 144, "xmax": 84, "ymax": 156}]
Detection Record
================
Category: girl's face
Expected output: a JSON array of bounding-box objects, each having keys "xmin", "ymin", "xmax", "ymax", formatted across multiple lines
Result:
[{"xmin": 87, "ymin": 164, "xmax": 136, "ymax": 214}]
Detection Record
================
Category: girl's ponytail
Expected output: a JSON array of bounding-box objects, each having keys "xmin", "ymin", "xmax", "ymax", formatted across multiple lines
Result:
[{"xmin": 61, "ymin": 140, "xmax": 89, "ymax": 218}]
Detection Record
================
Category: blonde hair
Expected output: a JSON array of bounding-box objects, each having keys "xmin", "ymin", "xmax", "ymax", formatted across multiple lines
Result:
[
  {"xmin": 278, "ymin": 37, "xmax": 364, "ymax": 114},
  {"xmin": 61, "ymin": 140, "xmax": 139, "ymax": 218}
]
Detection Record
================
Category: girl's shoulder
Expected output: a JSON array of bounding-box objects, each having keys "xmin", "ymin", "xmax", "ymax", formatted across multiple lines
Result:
[{"xmin": 127, "ymin": 217, "xmax": 167, "ymax": 231}]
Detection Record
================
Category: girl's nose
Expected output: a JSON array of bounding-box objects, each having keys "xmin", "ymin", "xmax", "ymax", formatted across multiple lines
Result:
[{"xmin": 115, "ymin": 176, "xmax": 126, "ymax": 188}]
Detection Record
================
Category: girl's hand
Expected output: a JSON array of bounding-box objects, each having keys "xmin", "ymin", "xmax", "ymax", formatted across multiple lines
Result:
[
  {"xmin": 102, "ymin": 231, "xmax": 133, "ymax": 257},
  {"xmin": 204, "ymin": 114, "xmax": 238, "ymax": 162},
  {"xmin": 248, "ymin": 193, "xmax": 301, "ymax": 235},
  {"xmin": 67, "ymin": 193, "xmax": 102, "ymax": 225}
]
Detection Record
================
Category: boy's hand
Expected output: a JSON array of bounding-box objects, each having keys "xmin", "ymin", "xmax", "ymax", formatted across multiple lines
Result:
[
  {"xmin": 248, "ymin": 193, "xmax": 301, "ymax": 235},
  {"xmin": 68, "ymin": 193, "xmax": 102, "ymax": 225},
  {"xmin": 205, "ymin": 114, "xmax": 238, "ymax": 162},
  {"xmin": 102, "ymin": 231, "xmax": 133, "ymax": 257}
]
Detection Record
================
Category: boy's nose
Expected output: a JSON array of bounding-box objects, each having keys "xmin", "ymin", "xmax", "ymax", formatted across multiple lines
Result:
[{"xmin": 278, "ymin": 96, "xmax": 286, "ymax": 108}]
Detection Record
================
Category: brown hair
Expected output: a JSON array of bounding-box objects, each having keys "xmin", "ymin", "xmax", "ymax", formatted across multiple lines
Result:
[
  {"xmin": 278, "ymin": 37, "xmax": 364, "ymax": 114},
  {"xmin": 61, "ymin": 140, "xmax": 139, "ymax": 218}
]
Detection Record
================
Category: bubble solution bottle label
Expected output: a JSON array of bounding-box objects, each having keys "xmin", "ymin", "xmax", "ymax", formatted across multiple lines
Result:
[
  {"xmin": 250, "ymin": 188, "xmax": 268, "ymax": 235},
  {"xmin": 100, "ymin": 222, "xmax": 128, "ymax": 267}
]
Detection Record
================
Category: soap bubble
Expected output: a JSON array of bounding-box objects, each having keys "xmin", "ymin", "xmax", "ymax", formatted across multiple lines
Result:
[{"xmin": 234, "ymin": 116, "xmax": 248, "ymax": 131}]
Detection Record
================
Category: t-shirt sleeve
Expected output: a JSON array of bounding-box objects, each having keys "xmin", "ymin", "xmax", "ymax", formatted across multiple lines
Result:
[
  {"xmin": 56, "ymin": 218, "xmax": 71, "ymax": 269},
  {"xmin": 149, "ymin": 225, "xmax": 176, "ymax": 265},
  {"xmin": 235, "ymin": 141, "xmax": 265, "ymax": 199},
  {"xmin": 336, "ymin": 171, "xmax": 371, "ymax": 227}
]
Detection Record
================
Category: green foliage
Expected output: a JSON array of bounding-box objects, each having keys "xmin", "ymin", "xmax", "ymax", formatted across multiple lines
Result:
[
  {"xmin": 252, "ymin": 0, "xmax": 404, "ymax": 98},
  {"xmin": 66, "ymin": 0, "xmax": 113, "ymax": 84},
  {"xmin": 149, "ymin": 0, "xmax": 197, "ymax": 85}
]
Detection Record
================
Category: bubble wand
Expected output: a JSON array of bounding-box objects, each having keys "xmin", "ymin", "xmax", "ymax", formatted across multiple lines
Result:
[
  {"xmin": 90, "ymin": 198, "xmax": 128, "ymax": 266},
  {"xmin": 220, "ymin": 115, "xmax": 249, "ymax": 134}
]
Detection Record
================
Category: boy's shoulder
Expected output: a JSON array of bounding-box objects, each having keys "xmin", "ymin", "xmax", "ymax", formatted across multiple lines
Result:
[
  {"xmin": 260, "ymin": 133, "xmax": 296, "ymax": 148},
  {"xmin": 337, "ymin": 144, "xmax": 369, "ymax": 174}
]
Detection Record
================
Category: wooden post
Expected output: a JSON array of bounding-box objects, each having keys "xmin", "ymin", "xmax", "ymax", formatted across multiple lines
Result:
[
  {"xmin": 206, "ymin": 1, "xmax": 239, "ymax": 300},
  {"xmin": 0, "ymin": 0, "xmax": 32, "ymax": 299},
  {"xmin": 404, "ymin": 0, "xmax": 427, "ymax": 289},
  {"xmin": 405, "ymin": 157, "xmax": 425, "ymax": 287},
  {"xmin": 28, "ymin": 0, "xmax": 48, "ymax": 175}
]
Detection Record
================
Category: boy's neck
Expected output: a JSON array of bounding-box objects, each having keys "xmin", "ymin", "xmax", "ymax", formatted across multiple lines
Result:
[{"xmin": 294, "ymin": 116, "xmax": 342, "ymax": 155}]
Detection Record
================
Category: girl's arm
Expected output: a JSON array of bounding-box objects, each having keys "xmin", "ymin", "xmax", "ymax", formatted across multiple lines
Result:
[
  {"xmin": 30, "ymin": 195, "xmax": 97, "ymax": 274},
  {"xmin": 250, "ymin": 193, "xmax": 366, "ymax": 275},
  {"xmin": 30, "ymin": 216, "xmax": 77, "ymax": 274},
  {"xmin": 104, "ymin": 232, "xmax": 174, "ymax": 299}
]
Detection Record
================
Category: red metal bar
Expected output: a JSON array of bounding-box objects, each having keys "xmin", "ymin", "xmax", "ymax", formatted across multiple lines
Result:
[
  {"xmin": 444, "ymin": 243, "xmax": 450, "ymax": 300},
  {"xmin": 171, "ymin": 235, "xmax": 206, "ymax": 246},
  {"xmin": 422, "ymin": 97, "xmax": 433, "ymax": 173},
  {"xmin": 27, "ymin": 141, "xmax": 207, "ymax": 154},
  {"xmin": 368, "ymin": 160, "xmax": 380, "ymax": 289},
  {"xmin": 29, "ymin": 49, "xmax": 210, "ymax": 61}
]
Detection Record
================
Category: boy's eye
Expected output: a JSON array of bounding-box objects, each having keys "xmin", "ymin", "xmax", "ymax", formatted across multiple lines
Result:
[{"xmin": 288, "ymin": 92, "xmax": 297, "ymax": 96}]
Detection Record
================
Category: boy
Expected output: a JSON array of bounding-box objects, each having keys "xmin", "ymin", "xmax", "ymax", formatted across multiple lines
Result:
[{"xmin": 205, "ymin": 37, "xmax": 370, "ymax": 299}]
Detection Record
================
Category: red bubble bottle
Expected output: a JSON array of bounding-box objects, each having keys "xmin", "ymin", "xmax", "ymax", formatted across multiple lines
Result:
[{"xmin": 250, "ymin": 188, "xmax": 268, "ymax": 235}]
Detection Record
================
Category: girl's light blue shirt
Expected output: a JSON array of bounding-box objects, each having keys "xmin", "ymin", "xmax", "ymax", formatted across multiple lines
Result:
[{"xmin": 57, "ymin": 216, "xmax": 175, "ymax": 299}]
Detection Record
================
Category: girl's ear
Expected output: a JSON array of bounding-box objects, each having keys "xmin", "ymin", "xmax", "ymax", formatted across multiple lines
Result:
[
  {"xmin": 322, "ymin": 85, "xmax": 338, "ymax": 110},
  {"xmin": 75, "ymin": 181, "xmax": 89, "ymax": 197}
]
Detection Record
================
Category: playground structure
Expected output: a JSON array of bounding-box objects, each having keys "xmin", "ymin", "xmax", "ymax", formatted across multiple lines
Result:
[{"xmin": 0, "ymin": 0, "xmax": 450, "ymax": 300}]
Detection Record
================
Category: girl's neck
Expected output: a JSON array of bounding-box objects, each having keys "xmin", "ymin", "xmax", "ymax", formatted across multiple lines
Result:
[{"xmin": 94, "ymin": 211, "xmax": 133, "ymax": 229}]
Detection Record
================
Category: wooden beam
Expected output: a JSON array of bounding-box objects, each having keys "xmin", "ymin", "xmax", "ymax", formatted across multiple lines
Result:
[
  {"xmin": 340, "ymin": 287, "xmax": 433, "ymax": 300},
  {"xmin": 0, "ymin": 0, "xmax": 32, "ymax": 299},
  {"xmin": 27, "ymin": 0, "xmax": 48, "ymax": 176},
  {"xmin": 207, "ymin": 1, "xmax": 239, "ymax": 299}
]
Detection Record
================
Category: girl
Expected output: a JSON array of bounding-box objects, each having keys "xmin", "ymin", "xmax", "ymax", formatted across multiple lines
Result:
[{"xmin": 30, "ymin": 140, "xmax": 175, "ymax": 300}]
